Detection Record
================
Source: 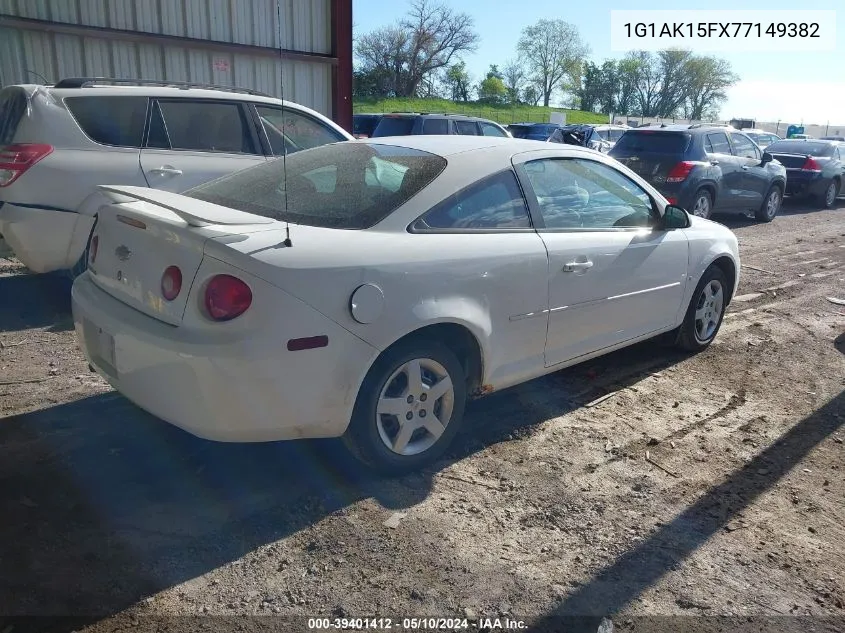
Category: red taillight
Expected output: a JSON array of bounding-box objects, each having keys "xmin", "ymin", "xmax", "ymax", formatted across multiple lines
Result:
[
  {"xmin": 666, "ymin": 196, "xmax": 678, "ymax": 205},
  {"xmin": 204, "ymin": 274, "xmax": 252, "ymax": 321},
  {"xmin": 0, "ymin": 144, "xmax": 53, "ymax": 187},
  {"xmin": 666, "ymin": 161, "xmax": 695, "ymax": 183},
  {"xmin": 89, "ymin": 235, "xmax": 99, "ymax": 264},
  {"xmin": 801, "ymin": 156, "xmax": 822, "ymax": 172},
  {"xmin": 161, "ymin": 266, "xmax": 183, "ymax": 301}
]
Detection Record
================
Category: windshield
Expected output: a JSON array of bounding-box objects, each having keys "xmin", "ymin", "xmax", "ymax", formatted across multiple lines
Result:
[
  {"xmin": 767, "ymin": 141, "xmax": 835, "ymax": 157},
  {"xmin": 612, "ymin": 131, "xmax": 692, "ymax": 153},
  {"xmin": 183, "ymin": 143, "xmax": 447, "ymax": 230}
]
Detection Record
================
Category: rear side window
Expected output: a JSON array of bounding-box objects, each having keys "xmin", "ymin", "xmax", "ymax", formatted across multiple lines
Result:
[
  {"xmin": 455, "ymin": 120, "xmax": 480, "ymax": 135},
  {"xmin": 0, "ymin": 89, "xmax": 27, "ymax": 145},
  {"xmin": 480, "ymin": 122, "xmax": 508, "ymax": 137},
  {"xmin": 612, "ymin": 131, "xmax": 691, "ymax": 153},
  {"xmin": 148, "ymin": 100, "xmax": 258, "ymax": 154},
  {"xmin": 256, "ymin": 105, "xmax": 345, "ymax": 156},
  {"xmin": 414, "ymin": 170, "xmax": 531, "ymax": 230},
  {"xmin": 183, "ymin": 143, "xmax": 447, "ymax": 230},
  {"xmin": 422, "ymin": 118, "xmax": 449, "ymax": 135},
  {"xmin": 372, "ymin": 117, "xmax": 415, "ymax": 137},
  {"xmin": 65, "ymin": 96, "xmax": 147, "ymax": 148},
  {"xmin": 704, "ymin": 132, "xmax": 731, "ymax": 154}
]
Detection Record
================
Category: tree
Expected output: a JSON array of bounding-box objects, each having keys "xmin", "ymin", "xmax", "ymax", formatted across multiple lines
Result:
[
  {"xmin": 443, "ymin": 61, "xmax": 473, "ymax": 102},
  {"xmin": 501, "ymin": 58, "xmax": 526, "ymax": 105},
  {"xmin": 614, "ymin": 56, "xmax": 640, "ymax": 116},
  {"xmin": 577, "ymin": 61, "xmax": 603, "ymax": 113},
  {"xmin": 517, "ymin": 19, "xmax": 590, "ymax": 107},
  {"xmin": 354, "ymin": 0, "xmax": 479, "ymax": 97},
  {"xmin": 684, "ymin": 56, "xmax": 738, "ymax": 120},
  {"xmin": 477, "ymin": 66, "xmax": 507, "ymax": 104}
]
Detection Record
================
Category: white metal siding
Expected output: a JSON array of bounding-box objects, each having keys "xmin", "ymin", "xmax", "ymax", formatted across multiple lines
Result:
[{"xmin": 0, "ymin": 0, "xmax": 334, "ymax": 116}]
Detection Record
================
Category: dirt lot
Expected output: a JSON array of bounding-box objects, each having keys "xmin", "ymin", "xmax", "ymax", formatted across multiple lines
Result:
[{"xmin": 0, "ymin": 199, "xmax": 843, "ymax": 633}]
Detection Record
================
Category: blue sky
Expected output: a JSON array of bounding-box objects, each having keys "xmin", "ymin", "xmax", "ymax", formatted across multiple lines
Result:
[{"xmin": 352, "ymin": 0, "xmax": 844, "ymax": 125}]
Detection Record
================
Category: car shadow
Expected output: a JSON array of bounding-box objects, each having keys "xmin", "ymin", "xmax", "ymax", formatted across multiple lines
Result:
[
  {"xmin": 526, "ymin": 390, "xmax": 845, "ymax": 633},
  {"xmin": 0, "ymin": 338, "xmax": 687, "ymax": 624},
  {"xmin": 0, "ymin": 273, "xmax": 73, "ymax": 333}
]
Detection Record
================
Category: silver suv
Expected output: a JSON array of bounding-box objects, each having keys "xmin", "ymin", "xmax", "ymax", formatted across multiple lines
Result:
[{"xmin": 0, "ymin": 78, "xmax": 353, "ymax": 277}]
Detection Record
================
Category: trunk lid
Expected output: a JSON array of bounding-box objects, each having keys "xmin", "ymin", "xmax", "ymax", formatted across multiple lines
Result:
[{"xmin": 88, "ymin": 185, "xmax": 275, "ymax": 326}]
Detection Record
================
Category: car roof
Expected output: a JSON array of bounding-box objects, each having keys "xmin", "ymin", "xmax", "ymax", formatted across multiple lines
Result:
[
  {"xmin": 362, "ymin": 135, "xmax": 551, "ymax": 157},
  {"xmin": 771, "ymin": 138, "xmax": 834, "ymax": 144}
]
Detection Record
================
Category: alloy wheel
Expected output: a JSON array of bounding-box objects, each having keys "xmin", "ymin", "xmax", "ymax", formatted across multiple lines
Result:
[
  {"xmin": 694, "ymin": 280, "xmax": 724, "ymax": 343},
  {"xmin": 375, "ymin": 358, "xmax": 455, "ymax": 456}
]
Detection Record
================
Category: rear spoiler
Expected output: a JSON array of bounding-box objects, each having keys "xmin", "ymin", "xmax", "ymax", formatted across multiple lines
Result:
[{"xmin": 97, "ymin": 185, "xmax": 274, "ymax": 227}]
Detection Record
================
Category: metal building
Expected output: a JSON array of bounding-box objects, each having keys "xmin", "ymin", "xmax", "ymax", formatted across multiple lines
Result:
[{"xmin": 0, "ymin": 0, "xmax": 353, "ymax": 131}]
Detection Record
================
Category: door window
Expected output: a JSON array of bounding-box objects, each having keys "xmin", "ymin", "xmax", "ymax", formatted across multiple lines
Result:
[
  {"xmin": 454, "ymin": 120, "xmax": 480, "ymax": 135},
  {"xmin": 421, "ymin": 118, "xmax": 450, "ymax": 134},
  {"xmin": 414, "ymin": 170, "xmax": 531, "ymax": 230},
  {"xmin": 148, "ymin": 100, "xmax": 259, "ymax": 154},
  {"xmin": 704, "ymin": 132, "xmax": 731, "ymax": 155},
  {"xmin": 524, "ymin": 158, "xmax": 656, "ymax": 229},
  {"xmin": 730, "ymin": 133, "xmax": 760, "ymax": 159},
  {"xmin": 480, "ymin": 122, "xmax": 508, "ymax": 137},
  {"xmin": 256, "ymin": 105, "xmax": 345, "ymax": 155}
]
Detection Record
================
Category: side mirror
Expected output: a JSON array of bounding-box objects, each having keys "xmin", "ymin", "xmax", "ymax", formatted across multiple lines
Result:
[
  {"xmin": 761, "ymin": 151, "xmax": 773, "ymax": 164},
  {"xmin": 661, "ymin": 204, "xmax": 691, "ymax": 230}
]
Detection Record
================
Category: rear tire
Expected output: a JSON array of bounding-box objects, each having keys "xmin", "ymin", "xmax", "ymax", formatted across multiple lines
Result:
[
  {"xmin": 817, "ymin": 179, "xmax": 839, "ymax": 209},
  {"xmin": 690, "ymin": 188, "xmax": 713, "ymax": 219},
  {"xmin": 676, "ymin": 265, "xmax": 729, "ymax": 353},
  {"xmin": 754, "ymin": 184, "xmax": 782, "ymax": 222},
  {"xmin": 343, "ymin": 339, "xmax": 467, "ymax": 475}
]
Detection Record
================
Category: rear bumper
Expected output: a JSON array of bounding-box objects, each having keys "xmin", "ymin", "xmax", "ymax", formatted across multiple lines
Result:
[
  {"xmin": 0, "ymin": 203, "xmax": 92, "ymax": 272},
  {"xmin": 784, "ymin": 171, "xmax": 826, "ymax": 196},
  {"xmin": 72, "ymin": 272, "xmax": 378, "ymax": 442}
]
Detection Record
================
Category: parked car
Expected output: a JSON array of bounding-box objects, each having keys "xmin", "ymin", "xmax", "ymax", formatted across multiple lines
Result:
[
  {"xmin": 507, "ymin": 122, "xmax": 561, "ymax": 140},
  {"xmin": 609, "ymin": 125, "xmax": 787, "ymax": 222},
  {"xmin": 0, "ymin": 77, "xmax": 352, "ymax": 278},
  {"xmin": 72, "ymin": 136, "xmax": 740, "ymax": 474},
  {"xmin": 766, "ymin": 139, "xmax": 844, "ymax": 208},
  {"xmin": 352, "ymin": 113, "xmax": 383, "ymax": 139},
  {"xmin": 547, "ymin": 124, "xmax": 611, "ymax": 152},
  {"xmin": 821, "ymin": 135, "xmax": 845, "ymax": 142},
  {"xmin": 370, "ymin": 113, "xmax": 510, "ymax": 138},
  {"xmin": 742, "ymin": 129, "xmax": 782, "ymax": 149},
  {"xmin": 591, "ymin": 124, "xmax": 631, "ymax": 151}
]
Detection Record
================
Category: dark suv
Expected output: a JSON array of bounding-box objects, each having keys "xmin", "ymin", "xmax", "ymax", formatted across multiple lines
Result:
[
  {"xmin": 609, "ymin": 125, "xmax": 788, "ymax": 222},
  {"xmin": 370, "ymin": 113, "xmax": 510, "ymax": 138}
]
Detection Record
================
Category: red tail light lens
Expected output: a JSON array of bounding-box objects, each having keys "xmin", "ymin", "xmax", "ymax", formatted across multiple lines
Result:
[
  {"xmin": 204, "ymin": 274, "xmax": 252, "ymax": 321},
  {"xmin": 666, "ymin": 161, "xmax": 695, "ymax": 183},
  {"xmin": 801, "ymin": 156, "xmax": 822, "ymax": 172},
  {"xmin": 0, "ymin": 144, "xmax": 54, "ymax": 187},
  {"xmin": 666, "ymin": 197, "xmax": 678, "ymax": 205},
  {"xmin": 161, "ymin": 266, "xmax": 183, "ymax": 301},
  {"xmin": 89, "ymin": 235, "xmax": 99, "ymax": 264}
]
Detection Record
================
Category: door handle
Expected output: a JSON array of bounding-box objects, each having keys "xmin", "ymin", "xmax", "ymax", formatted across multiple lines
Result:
[
  {"xmin": 563, "ymin": 261, "xmax": 594, "ymax": 272},
  {"xmin": 741, "ymin": 165, "xmax": 749, "ymax": 170},
  {"xmin": 149, "ymin": 166, "xmax": 183, "ymax": 176},
  {"xmin": 710, "ymin": 159, "xmax": 719, "ymax": 165}
]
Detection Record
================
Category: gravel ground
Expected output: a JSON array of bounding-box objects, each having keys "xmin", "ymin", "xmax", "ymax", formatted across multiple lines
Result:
[{"xmin": 0, "ymin": 198, "xmax": 843, "ymax": 633}]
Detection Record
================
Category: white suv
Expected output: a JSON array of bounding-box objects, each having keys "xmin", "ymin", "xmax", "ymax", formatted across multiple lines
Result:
[{"xmin": 0, "ymin": 78, "xmax": 353, "ymax": 277}]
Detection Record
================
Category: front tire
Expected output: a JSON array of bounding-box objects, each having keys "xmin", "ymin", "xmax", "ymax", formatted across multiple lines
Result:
[
  {"xmin": 755, "ymin": 185, "xmax": 782, "ymax": 222},
  {"xmin": 343, "ymin": 339, "xmax": 467, "ymax": 475},
  {"xmin": 676, "ymin": 265, "xmax": 729, "ymax": 352},
  {"xmin": 691, "ymin": 188, "xmax": 713, "ymax": 219}
]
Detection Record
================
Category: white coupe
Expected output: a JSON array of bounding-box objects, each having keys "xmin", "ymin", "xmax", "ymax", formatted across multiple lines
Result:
[{"xmin": 71, "ymin": 136, "xmax": 740, "ymax": 473}]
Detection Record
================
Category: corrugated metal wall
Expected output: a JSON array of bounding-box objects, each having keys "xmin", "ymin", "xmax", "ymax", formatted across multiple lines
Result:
[{"xmin": 0, "ymin": 0, "xmax": 333, "ymax": 116}]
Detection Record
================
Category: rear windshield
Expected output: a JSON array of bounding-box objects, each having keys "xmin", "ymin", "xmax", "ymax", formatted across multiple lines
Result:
[
  {"xmin": 612, "ymin": 131, "xmax": 691, "ymax": 153},
  {"xmin": 0, "ymin": 88, "xmax": 27, "ymax": 145},
  {"xmin": 372, "ymin": 117, "xmax": 415, "ymax": 137},
  {"xmin": 183, "ymin": 143, "xmax": 447, "ymax": 230},
  {"xmin": 353, "ymin": 116, "xmax": 380, "ymax": 135},
  {"xmin": 766, "ymin": 141, "xmax": 835, "ymax": 157}
]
